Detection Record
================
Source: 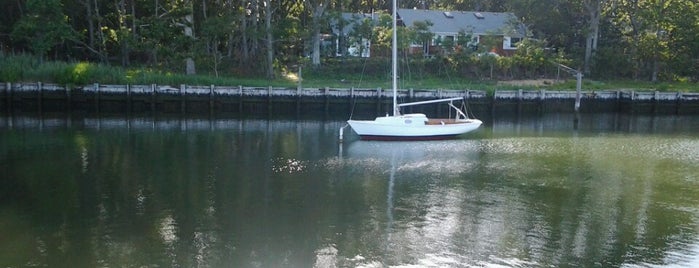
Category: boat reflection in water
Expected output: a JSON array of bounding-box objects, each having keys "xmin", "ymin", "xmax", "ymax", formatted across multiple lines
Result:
[
  {"xmin": 343, "ymin": 140, "xmax": 481, "ymax": 175},
  {"xmin": 336, "ymin": 140, "xmax": 492, "ymax": 267}
]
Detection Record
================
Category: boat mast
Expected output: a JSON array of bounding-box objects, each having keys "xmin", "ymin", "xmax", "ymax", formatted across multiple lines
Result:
[{"xmin": 391, "ymin": 0, "xmax": 398, "ymax": 116}]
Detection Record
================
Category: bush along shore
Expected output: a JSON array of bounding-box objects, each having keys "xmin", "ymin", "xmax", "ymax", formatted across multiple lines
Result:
[{"xmin": 2, "ymin": 82, "xmax": 699, "ymax": 116}]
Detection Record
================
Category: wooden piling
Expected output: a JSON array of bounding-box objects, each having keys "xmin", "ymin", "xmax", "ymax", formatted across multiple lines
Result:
[
  {"xmin": 295, "ymin": 86, "xmax": 301, "ymax": 117},
  {"xmin": 653, "ymin": 90, "xmax": 659, "ymax": 114},
  {"xmin": 349, "ymin": 87, "xmax": 355, "ymax": 115},
  {"xmin": 517, "ymin": 89, "xmax": 523, "ymax": 115},
  {"xmin": 37, "ymin": 82, "xmax": 43, "ymax": 114},
  {"xmin": 543, "ymin": 89, "xmax": 548, "ymax": 111},
  {"xmin": 65, "ymin": 84, "xmax": 72, "ymax": 112},
  {"xmin": 324, "ymin": 87, "xmax": 330, "ymax": 117},
  {"xmin": 150, "ymin": 84, "xmax": 156, "ymax": 112},
  {"xmin": 377, "ymin": 87, "xmax": 384, "ymax": 115},
  {"xmin": 209, "ymin": 84, "xmax": 215, "ymax": 116},
  {"xmin": 575, "ymin": 72, "xmax": 582, "ymax": 112},
  {"xmin": 126, "ymin": 84, "xmax": 132, "ymax": 114},
  {"xmin": 238, "ymin": 85, "xmax": 243, "ymax": 113},
  {"xmin": 94, "ymin": 83, "xmax": 100, "ymax": 114},
  {"xmin": 180, "ymin": 84, "xmax": 186, "ymax": 114},
  {"xmin": 5, "ymin": 82, "xmax": 12, "ymax": 113},
  {"xmin": 268, "ymin": 86, "xmax": 273, "ymax": 115}
]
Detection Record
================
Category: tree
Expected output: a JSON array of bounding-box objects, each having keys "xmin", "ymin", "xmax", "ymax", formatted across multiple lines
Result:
[
  {"xmin": 665, "ymin": 0, "xmax": 699, "ymax": 81},
  {"xmin": 183, "ymin": 0, "xmax": 196, "ymax": 75},
  {"xmin": 264, "ymin": 0, "xmax": 274, "ymax": 78},
  {"xmin": 370, "ymin": 13, "xmax": 393, "ymax": 57},
  {"xmin": 510, "ymin": 0, "xmax": 585, "ymax": 55},
  {"xmin": 511, "ymin": 38, "xmax": 548, "ymax": 78},
  {"xmin": 347, "ymin": 14, "xmax": 375, "ymax": 57},
  {"xmin": 199, "ymin": 11, "xmax": 234, "ymax": 77},
  {"xmin": 10, "ymin": 0, "xmax": 77, "ymax": 61},
  {"xmin": 604, "ymin": 0, "xmax": 677, "ymax": 81},
  {"xmin": 441, "ymin": 35, "xmax": 455, "ymax": 54},
  {"xmin": 411, "ymin": 20, "xmax": 434, "ymax": 57},
  {"xmin": 0, "ymin": 0, "xmax": 23, "ymax": 50},
  {"xmin": 305, "ymin": 0, "xmax": 332, "ymax": 67},
  {"xmin": 582, "ymin": 0, "xmax": 605, "ymax": 75},
  {"xmin": 456, "ymin": 30, "xmax": 475, "ymax": 53}
]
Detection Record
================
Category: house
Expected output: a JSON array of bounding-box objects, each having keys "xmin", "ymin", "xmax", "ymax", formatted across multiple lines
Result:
[
  {"xmin": 397, "ymin": 8, "xmax": 527, "ymax": 56},
  {"xmin": 330, "ymin": 13, "xmax": 377, "ymax": 58},
  {"xmin": 328, "ymin": 9, "xmax": 526, "ymax": 58}
]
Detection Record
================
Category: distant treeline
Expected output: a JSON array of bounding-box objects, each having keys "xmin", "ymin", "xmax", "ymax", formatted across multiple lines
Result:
[{"xmin": 1, "ymin": 0, "xmax": 697, "ymax": 82}]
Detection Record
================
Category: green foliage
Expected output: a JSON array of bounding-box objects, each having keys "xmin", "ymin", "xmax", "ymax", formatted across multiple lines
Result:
[
  {"xmin": 10, "ymin": 0, "xmax": 76, "ymax": 60},
  {"xmin": 410, "ymin": 20, "xmax": 435, "ymax": 56},
  {"xmin": 0, "ymin": 53, "xmax": 36, "ymax": 81},
  {"xmin": 2, "ymin": 53, "xmax": 698, "ymax": 92},
  {"xmin": 369, "ymin": 13, "xmax": 394, "ymax": 57},
  {"xmin": 1, "ymin": 0, "xmax": 698, "ymax": 83},
  {"xmin": 304, "ymin": 58, "xmax": 390, "ymax": 80},
  {"xmin": 441, "ymin": 36, "xmax": 455, "ymax": 53},
  {"xmin": 511, "ymin": 39, "xmax": 549, "ymax": 77},
  {"xmin": 347, "ymin": 15, "xmax": 374, "ymax": 57}
]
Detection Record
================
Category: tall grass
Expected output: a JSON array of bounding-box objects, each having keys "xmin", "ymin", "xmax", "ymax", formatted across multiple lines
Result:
[
  {"xmin": 0, "ymin": 53, "xmax": 297, "ymax": 87},
  {"xmin": 1, "ymin": 53, "xmax": 696, "ymax": 92},
  {"xmin": 1, "ymin": 53, "xmax": 127, "ymax": 85}
]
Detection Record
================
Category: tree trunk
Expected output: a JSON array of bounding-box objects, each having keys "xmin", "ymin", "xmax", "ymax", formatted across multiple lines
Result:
[
  {"xmin": 311, "ymin": 4, "xmax": 326, "ymax": 66},
  {"xmin": 130, "ymin": 0, "xmax": 136, "ymax": 34},
  {"xmin": 184, "ymin": 1, "xmax": 196, "ymax": 75},
  {"xmin": 94, "ymin": 0, "xmax": 108, "ymax": 63},
  {"xmin": 651, "ymin": 0, "xmax": 667, "ymax": 82},
  {"xmin": 264, "ymin": 0, "xmax": 274, "ymax": 79},
  {"xmin": 629, "ymin": 5, "xmax": 641, "ymax": 80},
  {"xmin": 83, "ymin": 0, "xmax": 94, "ymax": 48},
  {"xmin": 583, "ymin": 0, "xmax": 601, "ymax": 75},
  {"xmin": 337, "ymin": 3, "xmax": 346, "ymax": 57},
  {"xmin": 239, "ymin": 0, "xmax": 249, "ymax": 62},
  {"xmin": 117, "ymin": 0, "xmax": 130, "ymax": 67},
  {"xmin": 251, "ymin": 0, "xmax": 259, "ymax": 61},
  {"xmin": 308, "ymin": 0, "xmax": 329, "ymax": 67}
]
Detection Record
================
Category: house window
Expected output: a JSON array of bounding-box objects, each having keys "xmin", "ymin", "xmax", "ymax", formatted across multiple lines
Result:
[{"xmin": 509, "ymin": 37, "xmax": 522, "ymax": 48}]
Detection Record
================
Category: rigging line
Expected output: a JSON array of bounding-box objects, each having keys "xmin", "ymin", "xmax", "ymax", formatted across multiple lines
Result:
[
  {"xmin": 348, "ymin": 57, "xmax": 372, "ymax": 120},
  {"xmin": 441, "ymin": 55, "xmax": 461, "ymax": 90},
  {"xmin": 349, "ymin": 15, "xmax": 379, "ymax": 120},
  {"xmin": 463, "ymin": 96, "xmax": 477, "ymax": 119},
  {"xmin": 402, "ymin": 43, "xmax": 411, "ymax": 86},
  {"xmin": 356, "ymin": 46, "xmax": 371, "ymax": 88},
  {"xmin": 439, "ymin": 54, "xmax": 480, "ymax": 119},
  {"xmin": 348, "ymin": 93, "xmax": 356, "ymax": 120}
]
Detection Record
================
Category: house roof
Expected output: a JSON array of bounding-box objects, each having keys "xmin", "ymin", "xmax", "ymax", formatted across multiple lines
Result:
[{"xmin": 397, "ymin": 8, "xmax": 526, "ymax": 37}]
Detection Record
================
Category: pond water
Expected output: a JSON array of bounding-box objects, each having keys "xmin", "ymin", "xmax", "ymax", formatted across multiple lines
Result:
[{"xmin": 1, "ymin": 113, "xmax": 698, "ymax": 267}]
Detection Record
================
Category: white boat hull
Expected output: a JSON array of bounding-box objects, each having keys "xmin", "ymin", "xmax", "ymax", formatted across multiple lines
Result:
[{"xmin": 347, "ymin": 114, "xmax": 482, "ymax": 141}]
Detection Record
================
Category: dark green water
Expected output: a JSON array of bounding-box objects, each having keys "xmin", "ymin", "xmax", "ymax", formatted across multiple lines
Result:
[{"xmin": 1, "ymin": 114, "xmax": 698, "ymax": 267}]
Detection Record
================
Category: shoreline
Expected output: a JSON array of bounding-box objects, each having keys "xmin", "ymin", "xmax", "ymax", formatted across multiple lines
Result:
[{"xmin": 2, "ymin": 82, "xmax": 698, "ymax": 116}]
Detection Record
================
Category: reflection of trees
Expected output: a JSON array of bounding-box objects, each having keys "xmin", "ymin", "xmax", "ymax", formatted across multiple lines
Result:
[
  {"xmin": 333, "ymin": 137, "xmax": 699, "ymax": 267},
  {"xmin": 1, "ymin": 119, "xmax": 345, "ymax": 267}
]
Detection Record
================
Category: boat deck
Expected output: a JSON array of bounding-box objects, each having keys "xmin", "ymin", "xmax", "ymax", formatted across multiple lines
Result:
[{"xmin": 426, "ymin": 119, "xmax": 466, "ymax": 125}]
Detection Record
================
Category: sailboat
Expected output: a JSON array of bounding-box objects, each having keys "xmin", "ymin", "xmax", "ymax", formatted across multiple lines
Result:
[{"xmin": 346, "ymin": 0, "xmax": 482, "ymax": 141}]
